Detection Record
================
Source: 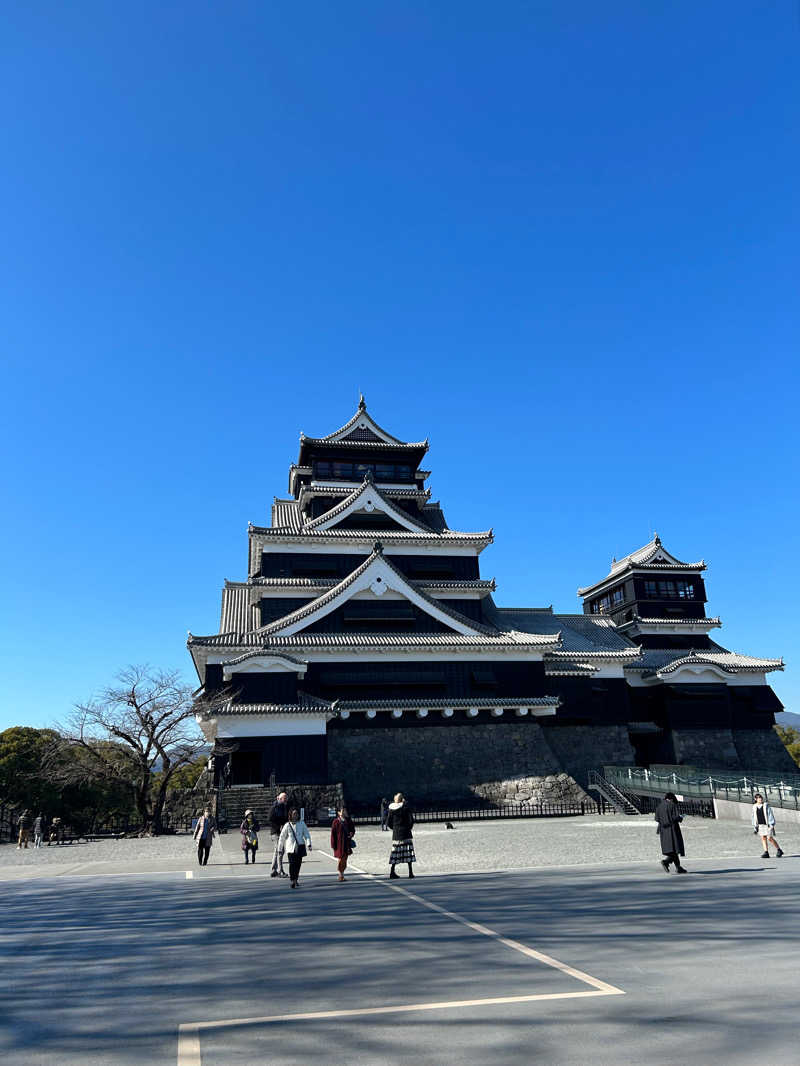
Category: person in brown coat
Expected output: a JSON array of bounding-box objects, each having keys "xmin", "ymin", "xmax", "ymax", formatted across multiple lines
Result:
[{"xmin": 330, "ymin": 806, "xmax": 356, "ymax": 882}]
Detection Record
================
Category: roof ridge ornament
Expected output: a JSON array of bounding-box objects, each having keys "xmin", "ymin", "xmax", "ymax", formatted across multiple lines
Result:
[
  {"xmin": 373, "ymin": 539, "xmax": 384, "ymax": 555},
  {"xmin": 654, "ymin": 531, "xmax": 661, "ymax": 546},
  {"xmin": 358, "ymin": 392, "xmax": 366, "ymax": 411}
]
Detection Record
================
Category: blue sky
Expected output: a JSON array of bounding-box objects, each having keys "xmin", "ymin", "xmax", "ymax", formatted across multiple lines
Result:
[{"xmin": 1, "ymin": 2, "xmax": 798, "ymax": 730}]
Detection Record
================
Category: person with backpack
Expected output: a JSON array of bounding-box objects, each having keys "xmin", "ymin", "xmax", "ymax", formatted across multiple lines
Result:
[
  {"xmin": 240, "ymin": 809, "xmax": 260, "ymax": 864},
  {"xmin": 387, "ymin": 793, "xmax": 416, "ymax": 879},
  {"xmin": 752, "ymin": 794, "xmax": 783, "ymax": 858},
  {"xmin": 277, "ymin": 808, "xmax": 312, "ymax": 888}
]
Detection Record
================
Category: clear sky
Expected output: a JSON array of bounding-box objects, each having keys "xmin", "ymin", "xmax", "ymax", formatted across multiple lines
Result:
[{"xmin": 2, "ymin": 2, "xmax": 798, "ymax": 731}]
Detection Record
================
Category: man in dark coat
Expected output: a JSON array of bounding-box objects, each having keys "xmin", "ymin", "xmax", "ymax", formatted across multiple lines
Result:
[
  {"xmin": 269, "ymin": 792, "xmax": 289, "ymax": 877},
  {"xmin": 654, "ymin": 792, "xmax": 687, "ymax": 873}
]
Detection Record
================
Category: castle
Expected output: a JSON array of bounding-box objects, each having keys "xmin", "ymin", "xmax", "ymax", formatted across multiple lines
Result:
[{"xmin": 188, "ymin": 398, "xmax": 791, "ymax": 805}]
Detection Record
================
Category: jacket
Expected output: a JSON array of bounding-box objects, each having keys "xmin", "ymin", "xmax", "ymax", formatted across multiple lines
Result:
[
  {"xmin": 269, "ymin": 802, "xmax": 287, "ymax": 836},
  {"xmin": 193, "ymin": 814, "xmax": 216, "ymax": 842},
  {"xmin": 330, "ymin": 815, "xmax": 355, "ymax": 859},
  {"xmin": 752, "ymin": 802, "xmax": 776, "ymax": 830},
  {"xmin": 240, "ymin": 816, "xmax": 260, "ymax": 850},
  {"xmin": 654, "ymin": 799, "xmax": 684, "ymax": 857},
  {"xmin": 387, "ymin": 801, "xmax": 414, "ymax": 841},
  {"xmin": 278, "ymin": 819, "xmax": 312, "ymax": 855}
]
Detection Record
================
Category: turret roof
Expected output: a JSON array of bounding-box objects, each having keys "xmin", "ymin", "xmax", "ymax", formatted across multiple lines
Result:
[{"xmin": 578, "ymin": 534, "xmax": 706, "ymax": 597}]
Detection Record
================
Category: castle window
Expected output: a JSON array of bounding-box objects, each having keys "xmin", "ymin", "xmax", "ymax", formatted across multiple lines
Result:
[
  {"xmin": 611, "ymin": 587, "xmax": 625, "ymax": 606},
  {"xmin": 643, "ymin": 580, "xmax": 658, "ymax": 598}
]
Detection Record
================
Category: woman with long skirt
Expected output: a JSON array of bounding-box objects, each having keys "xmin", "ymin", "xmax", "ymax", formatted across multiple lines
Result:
[{"xmin": 387, "ymin": 792, "xmax": 416, "ymax": 879}]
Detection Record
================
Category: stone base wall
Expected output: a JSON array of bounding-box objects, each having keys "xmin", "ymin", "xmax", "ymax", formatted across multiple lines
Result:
[
  {"xmin": 543, "ymin": 725, "xmax": 637, "ymax": 787},
  {"xmin": 669, "ymin": 728, "xmax": 740, "ymax": 769},
  {"xmin": 328, "ymin": 722, "xmax": 563, "ymax": 805},
  {"xmin": 472, "ymin": 773, "xmax": 588, "ymax": 807},
  {"xmin": 733, "ymin": 729, "xmax": 797, "ymax": 774}
]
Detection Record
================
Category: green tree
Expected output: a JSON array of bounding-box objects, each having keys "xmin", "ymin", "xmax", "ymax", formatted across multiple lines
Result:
[
  {"xmin": 0, "ymin": 727, "xmax": 61, "ymax": 812},
  {"xmin": 153, "ymin": 754, "xmax": 209, "ymax": 794},
  {"xmin": 776, "ymin": 725, "xmax": 800, "ymax": 767}
]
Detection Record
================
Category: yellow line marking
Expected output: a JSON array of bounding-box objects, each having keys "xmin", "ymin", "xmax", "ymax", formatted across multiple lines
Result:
[{"xmin": 180, "ymin": 987, "xmax": 618, "ymax": 1039}]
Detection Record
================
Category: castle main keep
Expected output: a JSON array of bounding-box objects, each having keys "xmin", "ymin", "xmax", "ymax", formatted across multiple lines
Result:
[{"xmin": 187, "ymin": 398, "xmax": 791, "ymax": 805}]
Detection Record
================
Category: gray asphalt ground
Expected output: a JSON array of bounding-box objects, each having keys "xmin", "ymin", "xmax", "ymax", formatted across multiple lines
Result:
[{"xmin": 2, "ymin": 816, "xmax": 799, "ymax": 1065}]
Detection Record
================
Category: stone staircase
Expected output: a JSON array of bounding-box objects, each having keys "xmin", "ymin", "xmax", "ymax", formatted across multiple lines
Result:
[
  {"xmin": 217, "ymin": 786, "xmax": 271, "ymax": 828},
  {"xmin": 217, "ymin": 782, "xmax": 345, "ymax": 828}
]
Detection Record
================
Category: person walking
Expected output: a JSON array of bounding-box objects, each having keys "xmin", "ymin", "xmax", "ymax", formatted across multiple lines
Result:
[
  {"xmin": 16, "ymin": 809, "xmax": 31, "ymax": 849},
  {"xmin": 193, "ymin": 806, "xmax": 216, "ymax": 866},
  {"xmin": 269, "ymin": 792, "xmax": 289, "ymax": 877},
  {"xmin": 655, "ymin": 792, "xmax": 687, "ymax": 873},
  {"xmin": 330, "ymin": 806, "xmax": 356, "ymax": 882},
  {"xmin": 380, "ymin": 797, "xmax": 389, "ymax": 831},
  {"xmin": 32, "ymin": 813, "xmax": 45, "ymax": 849},
  {"xmin": 240, "ymin": 809, "xmax": 260, "ymax": 864},
  {"xmin": 752, "ymin": 794, "xmax": 783, "ymax": 858},
  {"xmin": 387, "ymin": 793, "xmax": 416, "ymax": 879},
  {"xmin": 278, "ymin": 808, "xmax": 312, "ymax": 888}
]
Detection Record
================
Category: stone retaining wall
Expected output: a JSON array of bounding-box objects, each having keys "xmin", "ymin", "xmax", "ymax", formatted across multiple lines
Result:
[
  {"xmin": 328, "ymin": 721, "xmax": 564, "ymax": 805},
  {"xmin": 733, "ymin": 729, "xmax": 797, "ymax": 774},
  {"xmin": 543, "ymin": 725, "xmax": 637, "ymax": 787}
]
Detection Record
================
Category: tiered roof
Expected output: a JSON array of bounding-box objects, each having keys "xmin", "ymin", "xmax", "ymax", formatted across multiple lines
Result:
[{"xmin": 297, "ymin": 397, "xmax": 429, "ymax": 464}]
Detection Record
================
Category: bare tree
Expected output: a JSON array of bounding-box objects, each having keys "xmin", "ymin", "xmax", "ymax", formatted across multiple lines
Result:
[{"xmin": 58, "ymin": 666, "xmax": 211, "ymax": 834}]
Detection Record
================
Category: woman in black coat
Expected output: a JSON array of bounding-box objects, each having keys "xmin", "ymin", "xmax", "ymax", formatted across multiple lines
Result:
[
  {"xmin": 387, "ymin": 792, "xmax": 416, "ymax": 879},
  {"xmin": 654, "ymin": 792, "xmax": 687, "ymax": 873}
]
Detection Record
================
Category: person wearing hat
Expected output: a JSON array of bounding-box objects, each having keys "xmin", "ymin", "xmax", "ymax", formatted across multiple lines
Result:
[{"xmin": 240, "ymin": 808, "xmax": 260, "ymax": 864}]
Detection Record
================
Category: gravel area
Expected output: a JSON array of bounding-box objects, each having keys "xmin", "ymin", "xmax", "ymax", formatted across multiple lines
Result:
[
  {"xmin": 3, "ymin": 814, "xmax": 799, "ymax": 879},
  {"xmin": 339, "ymin": 814, "xmax": 800, "ymax": 876}
]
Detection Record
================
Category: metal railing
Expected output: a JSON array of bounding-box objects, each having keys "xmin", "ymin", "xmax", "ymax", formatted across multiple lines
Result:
[
  {"xmin": 586, "ymin": 771, "xmax": 641, "ymax": 815},
  {"xmin": 353, "ymin": 801, "xmax": 601, "ymax": 825},
  {"xmin": 604, "ymin": 766, "xmax": 800, "ymax": 812}
]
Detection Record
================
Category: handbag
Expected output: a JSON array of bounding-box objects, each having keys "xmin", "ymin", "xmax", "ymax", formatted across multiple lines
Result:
[{"xmin": 290, "ymin": 823, "xmax": 307, "ymax": 858}]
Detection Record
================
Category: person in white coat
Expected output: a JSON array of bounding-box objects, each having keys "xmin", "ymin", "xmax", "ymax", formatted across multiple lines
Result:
[
  {"xmin": 752, "ymin": 794, "xmax": 783, "ymax": 858},
  {"xmin": 278, "ymin": 808, "xmax": 312, "ymax": 888}
]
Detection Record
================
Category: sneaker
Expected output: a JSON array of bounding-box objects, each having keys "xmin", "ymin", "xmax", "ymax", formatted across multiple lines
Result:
[
  {"xmin": 776, "ymin": 848, "xmax": 784, "ymax": 858},
  {"xmin": 270, "ymin": 871, "xmax": 279, "ymax": 877},
  {"xmin": 676, "ymin": 867, "xmax": 688, "ymax": 874},
  {"xmin": 761, "ymin": 851, "xmax": 770, "ymax": 859},
  {"xmin": 660, "ymin": 860, "xmax": 670, "ymax": 873},
  {"xmin": 280, "ymin": 871, "xmax": 289, "ymax": 878}
]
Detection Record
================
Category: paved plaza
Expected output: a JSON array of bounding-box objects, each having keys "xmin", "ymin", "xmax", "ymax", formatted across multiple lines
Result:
[{"xmin": 2, "ymin": 816, "xmax": 799, "ymax": 1065}]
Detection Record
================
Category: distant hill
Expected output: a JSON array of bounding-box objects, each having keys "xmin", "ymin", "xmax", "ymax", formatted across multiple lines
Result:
[{"xmin": 775, "ymin": 711, "xmax": 800, "ymax": 731}]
